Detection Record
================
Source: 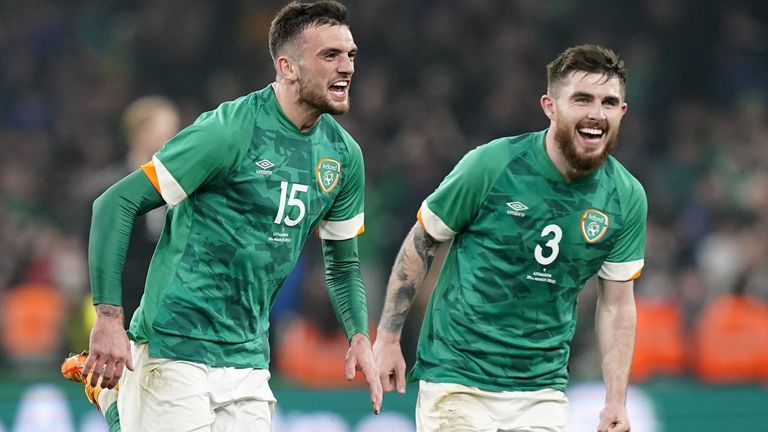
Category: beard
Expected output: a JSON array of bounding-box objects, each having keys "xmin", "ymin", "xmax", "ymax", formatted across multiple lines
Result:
[
  {"xmin": 554, "ymin": 119, "xmax": 619, "ymax": 173},
  {"xmin": 298, "ymin": 78, "xmax": 349, "ymax": 115}
]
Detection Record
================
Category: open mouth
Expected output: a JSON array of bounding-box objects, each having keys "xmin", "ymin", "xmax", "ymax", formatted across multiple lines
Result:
[
  {"xmin": 577, "ymin": 127, "xmax": 604, "ymax": 144},
  {"xmin": 329, "ymin": 80, "xmax": 349, "ymax": 98}
]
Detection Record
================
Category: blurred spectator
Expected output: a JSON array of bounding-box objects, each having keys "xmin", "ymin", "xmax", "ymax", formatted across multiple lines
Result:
[
  {"xmin": 1, "ymin": 282, "xmax": 64, "ymax": 364},
  {"xmin": 76, "ymin": 95, "xmax": 180, "ymax": 329},
  {"xmin": 690, "ymin": 274, "xmax": 768, "ymax": 383},
  {"xmin": 630, "ymin": 295, "xmax": 686, "ymax": 382}
]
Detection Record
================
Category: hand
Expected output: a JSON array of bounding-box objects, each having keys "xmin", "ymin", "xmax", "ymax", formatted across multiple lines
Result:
[
  {"xmin": 346, "ymin": 333, "xmax": 383, "ymax": 414},
  {"xmin": 597, "ymin": 402, "xmax": 630, "ymax": 432},
  {"xmin": 83, "ymin": 304, "xmax": 134, "ymax": 389},
  {"xmin": 372, "ymin": 330, "xmax": 407, "ymax": 394}
]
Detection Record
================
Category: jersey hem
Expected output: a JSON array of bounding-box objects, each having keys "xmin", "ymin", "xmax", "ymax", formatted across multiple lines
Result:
[{"xmin": 408, "ymin": 366, "xmax": 568, "ymax": 393}]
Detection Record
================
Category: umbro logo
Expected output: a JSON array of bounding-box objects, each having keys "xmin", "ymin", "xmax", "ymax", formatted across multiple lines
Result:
[
  {"xmin": 506, "ymin": 201, "xmax": 528, "ymax": 217},
  {"xmin": 255, "ymin": 159, "xmax": 275, "ymax": 175},
  {"xmin": 255, "ymin": 159, "xmax": 274, "ymax": 170}
]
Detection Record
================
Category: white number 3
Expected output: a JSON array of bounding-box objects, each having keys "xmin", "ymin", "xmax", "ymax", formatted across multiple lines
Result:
[
  {"xmin": 534, "ymin": 224, "xmax": 562, "ymax": 266},
  {"xmin": 275, "ymin": 181, "xmax": 308, "ymax": 226}
]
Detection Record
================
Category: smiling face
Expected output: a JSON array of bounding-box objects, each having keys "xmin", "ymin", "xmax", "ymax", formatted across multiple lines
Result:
[
  {"xmin": 542, "ymin": 71, "xmax": 628, "ymax": 175},
  {"xmin": 294, "ymin": 24, "xmax": 356, "ymax": 115}
]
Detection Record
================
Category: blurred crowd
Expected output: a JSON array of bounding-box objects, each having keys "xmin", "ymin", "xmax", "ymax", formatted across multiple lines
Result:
[{"xmin": 1, "ymin": 0, "xmax": 767, "ymax": 387}]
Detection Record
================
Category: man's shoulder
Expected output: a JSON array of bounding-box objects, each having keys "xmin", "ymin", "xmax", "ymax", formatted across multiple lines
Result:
[
  {"xmin": 188, "ymin": 92, "xmax": 258, "ymax": 140},
  {"xmin": 211, "ymin": 91, "xmax": 258, "ymax": 119},
  {"xmin": 604, "ymin": 156, "xmax": 645, "ymax": 194},
  {"xmin": 318, "ymin": 115, "xmax": 361, "ymax": 154},
  {"xmin": 468, "ymin": 130, "xmax": 543, "ymax": 161}
]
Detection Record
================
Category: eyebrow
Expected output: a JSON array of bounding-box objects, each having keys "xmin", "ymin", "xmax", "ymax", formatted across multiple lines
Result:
[
  {"xmin": 571, "ymin": 91, "xmax": 620, "ymax": 105},
  {"xmin": 318, "ymin": 47, "xmax": 357, "ymax": 56}
]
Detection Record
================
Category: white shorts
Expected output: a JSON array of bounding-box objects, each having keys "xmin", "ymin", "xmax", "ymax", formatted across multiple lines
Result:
[
  {"xmin": 416, "ymin": 380, "xmax": 568, "ymax": 432},
  {"xmin": 118, "ymin": 342, "xmax": 276, "ymax": 432}
]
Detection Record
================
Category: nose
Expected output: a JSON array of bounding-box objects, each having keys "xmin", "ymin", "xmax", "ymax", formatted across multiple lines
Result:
[
  {"xmin": 338, "ymin": 54, "xmax": 354, "ymax": 75},
  {"xmin": 588, "ymin": 103, "xmax": 606, "ymax": 120}
]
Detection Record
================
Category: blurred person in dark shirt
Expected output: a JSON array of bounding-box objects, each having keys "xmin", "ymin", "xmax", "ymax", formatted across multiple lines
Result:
[{"xmin": 81, "ymin": 96, "xmax": 180, "ymax": 326}]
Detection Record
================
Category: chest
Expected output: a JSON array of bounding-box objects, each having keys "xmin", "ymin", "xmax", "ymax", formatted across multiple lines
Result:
[
  {"xmin": 214, "ymin": 135, "xmax": 346, "ymax": 231},
  {"xmin": 470, "ymin": 172, "xmax": 623, "ymax": 269}
]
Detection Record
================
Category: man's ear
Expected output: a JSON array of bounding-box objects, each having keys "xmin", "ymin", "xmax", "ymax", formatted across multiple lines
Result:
[
  {"xmin": 277, "ymin": 56, "xmax": 298, "ymax": 81},
  {"xmin": 540, "ymin": 94, "xmax": 555, "ymax": 120}
]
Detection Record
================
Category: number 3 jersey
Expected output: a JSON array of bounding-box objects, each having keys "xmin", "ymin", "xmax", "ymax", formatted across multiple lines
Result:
[
  {"xmin": 410, "ymin": 130, "xmax": 647, "ymax": 392},
  {"xmin": 129, "ymin": 85, "xmax": 365, "ymax": 368}
]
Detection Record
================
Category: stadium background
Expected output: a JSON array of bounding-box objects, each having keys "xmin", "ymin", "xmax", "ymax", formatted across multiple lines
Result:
[{"xmin": 0, "ymin": 0, "xmax": 767, "ymax": 430}]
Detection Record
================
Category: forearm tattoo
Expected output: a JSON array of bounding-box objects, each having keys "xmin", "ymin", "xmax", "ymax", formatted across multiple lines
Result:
[
  {"xmin": 380, "ymin": 225, "xmax": 440, "ymax": 333},
  {"xmin": 96, "ymin": 304, "xmax": 124, "ymax": 319}
]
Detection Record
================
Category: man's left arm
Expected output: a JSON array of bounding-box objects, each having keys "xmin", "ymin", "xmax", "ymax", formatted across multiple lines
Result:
[
  {"xmin": 322, "ymin": 237, "xmax": 382, "ymax": 414},
  {"xmin": 595, "ymin": 277, "xmax": 636, "ymax": 432}
]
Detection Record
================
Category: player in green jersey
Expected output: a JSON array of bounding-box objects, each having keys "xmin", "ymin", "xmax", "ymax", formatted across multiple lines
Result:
[
  {"xmin": 373, "ymin": 44, "xmax": 646, "ymax": 432},
  {"xmin": 67, "ymin": 1, "xmax": 382, "ymax": 430}
]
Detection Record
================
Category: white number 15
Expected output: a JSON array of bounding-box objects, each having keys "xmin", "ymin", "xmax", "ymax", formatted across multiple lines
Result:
[{"xmin": 274, "ymin": 181, "xmax": 308, "ymax": 226}]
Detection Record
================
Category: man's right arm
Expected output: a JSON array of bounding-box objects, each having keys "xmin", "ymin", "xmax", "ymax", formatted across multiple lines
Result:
[
  {"xmin": 373, "ymin": 221, "xmax": 441, "ymax": 393},
  {"xmin": 84, "ymin": 170, "xmax": 165, "ymax": 389}
]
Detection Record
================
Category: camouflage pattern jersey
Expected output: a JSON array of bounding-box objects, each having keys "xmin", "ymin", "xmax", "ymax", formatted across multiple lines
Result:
[
  {"xmin": 410, "ymin": 130, "xmax": 646, "ymax": 392},
  {"xmin": 129, "ymin": 85, "xmax": 365, "ymax": 368}
]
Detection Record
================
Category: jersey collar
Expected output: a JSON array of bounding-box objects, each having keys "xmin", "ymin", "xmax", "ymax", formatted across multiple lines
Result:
[{"xmin": 266, "ymin": 84, "xmax": 323, "ymax": 137}]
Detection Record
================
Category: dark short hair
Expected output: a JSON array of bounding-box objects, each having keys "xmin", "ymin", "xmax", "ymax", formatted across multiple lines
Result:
[
  {"xmin": 268, "ymin": 1, "xmax": 349, "ymax": 60},
  {"xmin": 546, "ymin": 44, "xmax": 626, "ymax": 94}
]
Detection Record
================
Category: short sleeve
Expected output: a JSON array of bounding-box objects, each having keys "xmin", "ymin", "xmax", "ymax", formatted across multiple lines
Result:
[
  {"xmin": 598, "ymin": 180, "xmax": 647, "ymax": 281},
  {"xmin": 317, "ymin": 141, "xmax": 365, "ymax": 240},
  {"xmin": 142, "ymin": 110, "xmax": 246, "ymax": 208},
  {"xmin": 420, "ymin": 143, "xmax": 504, "ymax": 242}
]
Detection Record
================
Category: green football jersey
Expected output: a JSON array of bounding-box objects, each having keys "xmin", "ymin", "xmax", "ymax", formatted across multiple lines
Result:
[
  {"xmin": 128, "ymin": 85, "xmax": 365, "ymax": 368},
  {"xmin": 410, "ymin": 130, "xmax": 647, "ymax": 392}
]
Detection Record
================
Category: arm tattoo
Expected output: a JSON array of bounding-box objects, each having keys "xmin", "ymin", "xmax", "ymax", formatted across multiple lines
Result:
[
  {"xmin": 96, "ymin": 304, "xmax": 124, "ymax": 319},
  {"xmin": 413, "ymin": 226, "xmax": 439, "ymax": 270},
  {"xmin": 380, "ymin": 225, "xmax": 441, "ymax": 333}
]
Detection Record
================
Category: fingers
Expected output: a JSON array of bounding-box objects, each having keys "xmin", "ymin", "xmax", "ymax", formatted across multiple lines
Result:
[
  {"xmin": 378, "ymin": 366, "xmax": 406, "ymax": 393},
  {"xmin": 101, "ymin": 359, "xmax": 118, "ymax": 389},
  {"xmin": 85, "ymin": 355, "xmax": 114, "ymax": 388},
  {"xmin": 361, "ymin": 363, "xmax": 383, "ymax": 414},
  {"xmin": 377, "ymin": 353, "xmax": 407, "ymax": 394},
  {"xmin": 378, "ymin": 361, "xmax": 394, "ymax": 392},
  {"xmin": 394, "ymin": 363, "xmax": 407, "ymax": 394},
  {"xmin": 598, "ymin": 418, "xmax": 628, "ymax": 432},
  {"xmin": 606, "ymin": 422, "xmax": 629, "ymax": 432},
  {"xmin": 83, "ymin": 352, "xmax": 96, "ymax": 382},
  {"xmin": 347, "ymin": 347, "xmax": 383, "ymax": 414},
  {"xmin": 345, "ymin": 355, "xmax": 357, "ymax": 381},
  {"xmin": 85, "ymin": 353, "xmax": 105, "ymax": 388},
  {"xmin": 84, "ymin": 348, "xmax": 131, "ymax": 388},
  {"xmin": 597, "ymin": 418, "xmax": 611, "ymax": 432}
]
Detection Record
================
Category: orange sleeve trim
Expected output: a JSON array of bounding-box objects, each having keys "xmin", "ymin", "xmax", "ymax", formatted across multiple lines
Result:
[
  {"xmin": 628, "ymin": 269, "xmax": 643, "ymax": 281},
  {"xmin": 357, "ymin": 225, "xmax": 365, "ymax": 236},
  {"xmin": 416, "ymin": 208, "xmax": 425, "ymax": 227},
  {"xmin": 141, "ymin": 161, "xmax": 161, "ymax": 193}
]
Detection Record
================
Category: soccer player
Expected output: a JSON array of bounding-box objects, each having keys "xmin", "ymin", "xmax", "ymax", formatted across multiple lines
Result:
[
  {"xmin": 64, "ymin": 1, "xmax": 382, "ymax": 430},
  {"xmin": 373, "ymin": 44, "xmax": 646, "ymax": 432}
]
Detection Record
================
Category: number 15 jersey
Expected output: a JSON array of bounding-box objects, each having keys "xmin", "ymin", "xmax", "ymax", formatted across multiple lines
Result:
[
  {"xmin": 129, "ymin": 85, "xmax": 365, "ymax": 368},
  {"xmin": 411, "ymin": 130, "xmax": 647, "ymax": 392}
]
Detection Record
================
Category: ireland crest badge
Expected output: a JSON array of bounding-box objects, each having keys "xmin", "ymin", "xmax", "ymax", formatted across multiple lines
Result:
[
  {"xmin": 317, "ymin": 158, "xmax": 341, "ymax": 192},
  {"xmin": 580, "ymin": 208, "xmax": 609, "ymax": 243}
]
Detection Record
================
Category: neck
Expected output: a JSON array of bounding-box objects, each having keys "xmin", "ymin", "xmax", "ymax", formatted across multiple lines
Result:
[
  {"xmin": 544, "ymin": 127, "xmax": 587, "ymax": 182},
  {"xmin": 272, "ymin": 82, "xmax": 321, "ymax": 133}
]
